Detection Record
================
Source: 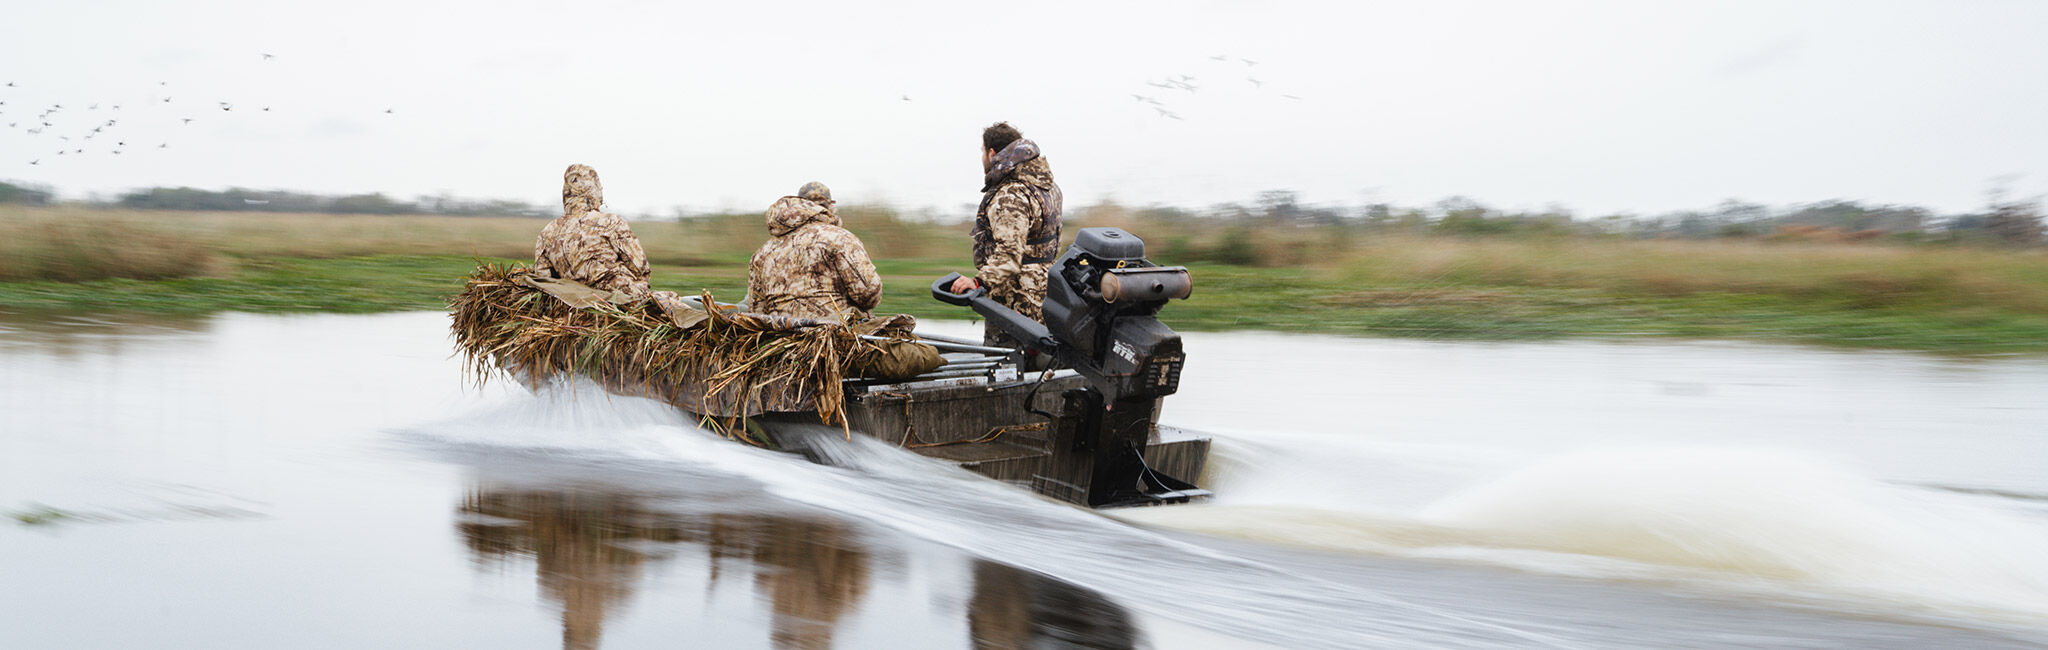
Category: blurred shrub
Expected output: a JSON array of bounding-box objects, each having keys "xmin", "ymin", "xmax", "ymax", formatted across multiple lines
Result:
[
  {"xmin": 674, "ymin": 204, "xmax": 963, "ymax": 264},
  {"xmin": 1204, "ymin": 227, "xmax": 1262, "ymax": 266},
  {"xmin": 0, "ymin": 181, "xmax": 55, "ymax": 206},
  {"xmin": 0, "ymin": 217, "xmax": 223, "ymax": 282}
]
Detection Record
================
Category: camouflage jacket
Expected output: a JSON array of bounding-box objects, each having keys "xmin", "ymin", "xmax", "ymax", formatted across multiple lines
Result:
[
  {"xmin": 747, "ymin": 196, "xmax": 882, "ymax": 321},
  {"xmin": 534, "ymin": 164, "xmax": 653, "ymax": 295},
  {"xmin": 972, "ymin": 140, "xmax": 1062, "ymax": 322}
]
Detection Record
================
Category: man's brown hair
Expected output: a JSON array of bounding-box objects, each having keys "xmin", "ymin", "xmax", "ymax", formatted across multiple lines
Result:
[{"xmin": 982, "ymin": 122, "xmax": 1023, "ymax": 152}]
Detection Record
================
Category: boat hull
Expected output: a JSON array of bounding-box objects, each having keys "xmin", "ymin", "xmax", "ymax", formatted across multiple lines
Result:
[{"xmin": 761, "ymin": 373, "xmax": 1211, "ymax": 508}]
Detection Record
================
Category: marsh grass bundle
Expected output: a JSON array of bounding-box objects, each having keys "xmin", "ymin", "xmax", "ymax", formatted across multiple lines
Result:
[{"xmin": 450, "ymin": 263, "xmax": 916, "ymax": 443}]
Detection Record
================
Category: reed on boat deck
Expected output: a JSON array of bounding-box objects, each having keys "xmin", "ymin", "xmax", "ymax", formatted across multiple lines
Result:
[{"xmin": 448, "ymin": 262, "xmax": 902, "ymax": 443}]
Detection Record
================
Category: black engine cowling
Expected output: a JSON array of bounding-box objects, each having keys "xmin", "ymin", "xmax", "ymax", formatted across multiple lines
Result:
[
  {"xmin": 1038, "ymin": 228, "xmax": 1192, "ymax": 400},
  {"xmin": 929, "ymin": 227, "xmax": 1204, "ymax": 507}
]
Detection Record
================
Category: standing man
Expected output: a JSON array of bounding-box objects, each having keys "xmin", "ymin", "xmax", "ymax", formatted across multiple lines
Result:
[
  {"xmin": 948, "ymin": 122, "xmax": 1063, "ymax": 347},
  {"xmin": 747, "ymin": 182, "xmax": 883, "ymax": 321}
]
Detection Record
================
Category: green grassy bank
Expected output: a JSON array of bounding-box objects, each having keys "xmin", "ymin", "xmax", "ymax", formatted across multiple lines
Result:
[
  {"xmin": 2, "ymin": 253, "xmax": 2045, "ymax": 355},
  {"xmin": 3, "ymin": 207, "xmax": 2047, "ymax": 355}
]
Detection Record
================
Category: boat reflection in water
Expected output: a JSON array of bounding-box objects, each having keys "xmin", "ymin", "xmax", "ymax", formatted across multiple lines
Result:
[
  {"xmin": 455, "ymin": 481, "xmax": 1139, "ymax": 650},
  {"xmin": 967, "ymin": 559, "xmax": 1138, "ymax": 650}
]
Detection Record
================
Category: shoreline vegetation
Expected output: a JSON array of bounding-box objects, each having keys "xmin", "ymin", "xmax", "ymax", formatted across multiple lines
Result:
[{"xmin": 2, "ymin": 205, "xmax": 2046, "ymax": 355}]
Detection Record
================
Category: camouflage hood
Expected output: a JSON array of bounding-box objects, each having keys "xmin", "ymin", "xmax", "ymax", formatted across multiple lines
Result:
[
  {"xmin": 764, "ymin": 196, "xmax": 839, "ymax": 237},
  {"xmin": 982, "ymin": 139, "xmax": 1055, "ymax": 192},
  {"xmin": 1011, "ymin": 155, "xmax": 1056, "ymax": 192},
  {"xmin": 562, "ymin": 164, "xmax": 604, "ymax": 216}
]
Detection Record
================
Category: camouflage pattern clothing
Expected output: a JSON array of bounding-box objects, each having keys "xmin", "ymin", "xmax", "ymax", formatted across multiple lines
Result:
[
  {"xmin": 797, "ymin": 180, "xmax": 833, "ymax": 204},
  {"xmin": 746, "ymin": 195, "xmax": 882, "ymax": 321},
  {"xmin": 533, "ymin": 164, "xmax": 653, "ymax": 295},
  {"xmin": 973, "ymin": 139, "xmax": 1063, "ymax": 328}
]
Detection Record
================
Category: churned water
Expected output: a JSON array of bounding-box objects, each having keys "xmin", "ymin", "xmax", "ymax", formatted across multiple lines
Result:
[
  {"xmin": 3, "ymin": 311, "xmax": 2046, "ymax": 648},
  {"xmin": 1125, "ymin": 331, "xmax": 2048, "ymax": 631}
]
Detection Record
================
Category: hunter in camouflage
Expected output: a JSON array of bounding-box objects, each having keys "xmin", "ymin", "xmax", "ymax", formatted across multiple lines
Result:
[
  {"xmin": 746, "ymin": 182, "xmax": 883, "ymax": 321},
  {"xmin": 533, "ymin": 164, "xmax": 654, "ymax": 295},
  {"xmin": 958, "ymin": 123, "xmax": 1062, "ymax": 346}
]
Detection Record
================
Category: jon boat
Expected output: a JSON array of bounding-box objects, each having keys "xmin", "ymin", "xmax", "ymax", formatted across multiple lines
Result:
[{"xmin": 485, "ymin": 227, "xmax": 1213, "ymax": 508}]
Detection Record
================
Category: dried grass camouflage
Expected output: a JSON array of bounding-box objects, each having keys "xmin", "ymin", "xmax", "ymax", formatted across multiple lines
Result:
[{"xmin": 450, "ymin": 263, "xmax": 927, "ymax": 441}]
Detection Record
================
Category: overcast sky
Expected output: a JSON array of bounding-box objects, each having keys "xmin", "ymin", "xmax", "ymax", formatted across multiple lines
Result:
[{"xmin": 3, "ymin": 0, "xmax": 2045, "ymax": 217}]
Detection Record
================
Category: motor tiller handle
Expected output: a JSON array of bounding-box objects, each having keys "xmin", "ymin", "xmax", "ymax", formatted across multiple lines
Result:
[
  {"xmin": 931, "ymin": 272, "xmax": 1059, "ymax": 352},
  {"xmin": 930, "ymin": 272, "xmax": 981, "ymax": 306}
]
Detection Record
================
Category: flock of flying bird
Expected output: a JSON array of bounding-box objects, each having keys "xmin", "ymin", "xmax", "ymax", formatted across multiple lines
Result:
[
  {"xmin": 10, "ymin": 51, "xmax": 1290, "ymax": 167},
  {"xmin": 5, "ymin": 53, "xmax": 396, "ymax": 167},
  {"xmin": 1130, "ymin": 54, "xmax": 1303, "ymax": 121}
]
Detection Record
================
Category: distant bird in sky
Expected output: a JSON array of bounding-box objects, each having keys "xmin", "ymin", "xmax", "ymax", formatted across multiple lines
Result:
[
  {"xmin": 1154, "ymin": 107, "xmax": 1182, "ymax": 120},
  {"xmin": 111, "ymin": 150, "xmax": 122, "ymax": 155},
  {"xmin": 158, "ymin": 143, "xmax": 167, "ymax": 149},
  {"xmin": 112, "ymin": 105, "xmax": 119, "ymax": 110},
  {"xmin": 1146, "ymin": 80, "xmax": 1174, "ymax": 89},
  {"xmin": 6, "ymin": 82, "xmax": 15, "ymax": 87},
  {"xmin": 221, "ymin": 104, "xmax": 232, "ymax": 112},
  {"xmin": 262, "ymin": 107, "xmax": 271, "ymax": 112},
  {"xmin": 117, "ymin": 141, "xmax": 125, "ymax": 146},
  {"xmin": 58, "ymin": 135, "xmax": 68, "ymax": 141},
  {"xmin": 1241, "ymin": 58, "xmax": 1258, "ymax": 67},
  {"xmin": 88, "ymin": 103, "xmax": 98, "ymax": 109},
  {"xmin": 1282, "ymin": 94, "xmax": 1302, "ymax": 100},
  {"xmin": 1247, "ymin": 77, "xmax": 1263, "ymax": 88},
  {"xmin": 164, "ymin": 97, "xmax": 172, "ymax": 102},
  {"xmin": 262, "ymin": 53, "xmax": 275, "ymax": 60},
  {"xmin": 56, "ymin": 150, "xmax": 64, "ymax": 155},
  {"xmin": 1210, "ymin": 54, "xmax": 1229, "ymax": 61},
  {"xmin": 29, "ymin": 160, "xmax": 37, "ymax": 165},
  {"xmin": 160, "ymin": 81, "xmax": 168, "ymax": 86},
  {"xmin": 182, "ymin": 118, "xmax": 193, "ymax": 124},
  {"xmin": 384, "ymin": 108, "xmax": 394, "ymax": 114}
]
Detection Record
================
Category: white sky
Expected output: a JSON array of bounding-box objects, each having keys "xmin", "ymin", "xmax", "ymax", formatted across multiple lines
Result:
[{"xmin": 3, "ymin": 0, "xmax": 2045, "ymax": 217}]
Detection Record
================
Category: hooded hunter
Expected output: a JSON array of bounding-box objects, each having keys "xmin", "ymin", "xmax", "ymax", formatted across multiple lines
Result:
[
  {"xmin": 949, "ymin": 122, "xmax": 1063, "ymax": 346},
  {"xmin": 746, "ymin": 182, "xmax": 883, "ymax": 321},
  {"xmin": 533, "ymin": 164, "xmax": 654, "ymax": 295}
]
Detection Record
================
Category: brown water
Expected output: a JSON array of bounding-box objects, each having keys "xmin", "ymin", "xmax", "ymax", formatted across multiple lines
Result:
[{"xmin": 3, "ymin": 310, "xmax": 2046, "ymax": 648}]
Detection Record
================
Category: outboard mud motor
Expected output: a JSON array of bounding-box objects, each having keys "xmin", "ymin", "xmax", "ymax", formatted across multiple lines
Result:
[{"xmin": 933, "ymin": 227, "xmax": 1208, "ymax": 507}]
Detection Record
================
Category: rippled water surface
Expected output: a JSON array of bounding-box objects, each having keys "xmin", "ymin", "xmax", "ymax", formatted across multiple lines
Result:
[{"xmin": 3, "ymin": 311, "xmax": 2046, "ymax": 649}]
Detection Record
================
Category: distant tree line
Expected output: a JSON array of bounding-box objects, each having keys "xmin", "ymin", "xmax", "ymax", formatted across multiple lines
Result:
[
  {"xmin": 103, "ymin": 187, "xmax": 552, "ymax": 217},
  {"xmin": 1116, "ymin": 190, "xmax": 2047, "ymax": 248},
  {"xmin": 7, "ymin": 179, "xmax": 2041, "ymax": 247},
  {"xmin": 0, "ymin": 181, "xmax": 55, "ymax": 206}
]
